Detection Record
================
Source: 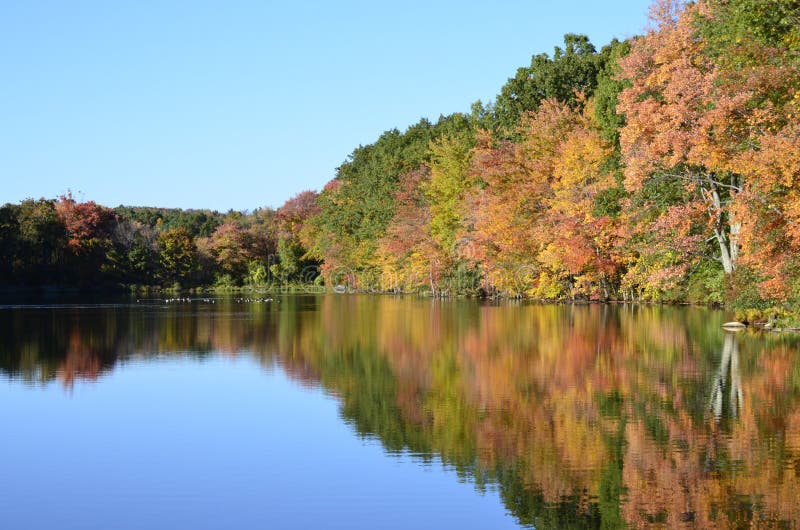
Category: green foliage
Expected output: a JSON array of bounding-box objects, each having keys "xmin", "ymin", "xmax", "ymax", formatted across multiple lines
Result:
[
  {"xmin": 698, "ymin": 0, "xmax": 800, "ymax": 55},
  {"xmin": 494, "ymin": 34, "xmax": 606, "ymax": 132},
  {"xmin": 686, "ymin": 261, "xmax": 725, "ymax": 305},
  {"xmin": 270, "ymin": 237, "xmax": 302, "ymax": 282},
  {"xmin": 115, "ymin": 206, "xmax": 224, "ymax": 239},
  {"xmin": 213, "ymin": 273, "xmax": 236, "ymax": 289},
  {"xmin": 309, "ymin": 114, "xmax": 473, "ymax": 287},
  {"xmin": 0, "ymin": 204, "xmax": 21, "ymax": 280},
  {"xmin": 426, "ymin": 132, "xmax": 475, "ymax": 255},
  {"xmin": 593, "ymin": 39, "xmax": 631, "ymax": 145},
  {"xmin": 592, "ymin": 186, "xmax": 625, "ymax": 218},
  {"xmin": 15, "ymin": 199, "xmax": 64, "ymax": 284},
  {"xmin": 246, "ymin": 261, "xmax": 268, "ymax": 286},
  {"xmin": 126, "ymin": 244, "xmax": 156, "ymax": 279},
  {"xmin": 727, "ymin": 266, "xmax": 779, "ymax": 312},
  {"xmin": 630, "ymin": 172, "xmax": 688, "ymax": 212}
]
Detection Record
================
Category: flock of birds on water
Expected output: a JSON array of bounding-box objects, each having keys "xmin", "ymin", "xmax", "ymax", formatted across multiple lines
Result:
[{"xmin": 136, "ymin": 297, "xmax": 276, "ymax": 304}]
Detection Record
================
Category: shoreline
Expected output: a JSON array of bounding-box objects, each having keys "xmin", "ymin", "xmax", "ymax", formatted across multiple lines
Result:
[{"xmin": 3, "ymin": 284, "xmax": 799, "ymax": 332}]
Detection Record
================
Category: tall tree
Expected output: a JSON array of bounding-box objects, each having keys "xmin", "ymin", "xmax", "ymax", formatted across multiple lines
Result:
[
  {"xmin": 618, "ymin": 0, "xmax": 800, "ymax": 306},
  {"xmin": 16, "ymin": 199, "xmax": 64, "ymax": 285},
  {"xmin": 424, "ymin": 132, "xmax": 477, "ymax": 292},
  {"xmin": 205, "ymin": 222, "xmax": 254, "ymax": 282},
  {"xmin": 494, "ymin": 34, "xmax": 605, "ymax": 132},
  {"xmin": 472, "ymin": 99, "xmax": 618, "ymax": 298},
  {"xmin": 376, "ymin": 166, "xmax": 436, "ymax": 292},
  {"xmin": 271, "ymin": 191, "xmax": 320, "ymax": 284},
  {"xmin": 307, "ymin": 114, "xmax": 472, "ymax": 288},
  {"xmin": 55, "ymin": 194, "xmax": 118, "ymax": 284},
  {"xmin": 158, "ymin": 228, "xmax": 199, "ymax": 285}
]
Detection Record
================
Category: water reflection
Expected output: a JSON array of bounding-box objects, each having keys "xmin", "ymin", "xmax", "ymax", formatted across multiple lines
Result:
[
  {"xmin": 1, "ymin": 296, "xmax": 799, "ymax": 528},
  {"xmin": 709, "ymin": 333, "xmax": 743, "ymax": 422}
]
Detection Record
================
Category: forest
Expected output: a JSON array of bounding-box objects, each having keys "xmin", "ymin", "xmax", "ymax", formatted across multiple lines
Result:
[{"xmin": 1, "ymin": 0, "xmax": 798, "ymax": 319}]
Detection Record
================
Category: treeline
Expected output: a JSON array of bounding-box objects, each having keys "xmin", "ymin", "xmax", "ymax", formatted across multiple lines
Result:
[
  {"xmin": 0, "ymin": 191, "xmax": 319, "ymax": 289},
  {"xmin": 305, "ymin": 0, "xmax": 800, "ymax": 316},
  {"xmin": 2, "ymin": 0, "xmax": 799, "ymax": 315}
]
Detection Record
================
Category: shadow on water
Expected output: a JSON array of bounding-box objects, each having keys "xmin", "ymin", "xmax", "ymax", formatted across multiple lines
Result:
[{"xmin": 1, "ymin": 296, "xmax": 800, "ymax": 528}]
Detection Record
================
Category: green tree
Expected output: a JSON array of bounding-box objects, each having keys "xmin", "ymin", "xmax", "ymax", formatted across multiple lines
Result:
[
  {"xmin": 592, "ymin": 39, "xmax": 631, "ymax": 145},
  {"xmin": 16, "ymin": 199, "xmax": 64, "ymax": 285},
  {"xmin": 0, "ymin": 204, "xmax": 21, "ymax": 283},
  {"xmin": 426, "ymin": 133, "xmax": 475, "ymax": 256},
  {"xmin": 307, "ymin": 114, "xmax": 472, "ymax": 288},
  {"xmin": 494, "ymin": 34, "xmax": 605, "ymax": 132}
]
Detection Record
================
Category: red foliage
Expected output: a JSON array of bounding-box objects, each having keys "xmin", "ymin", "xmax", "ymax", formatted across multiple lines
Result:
[
  {"xmin": 55, "ymin": 192, "xmax": 117, "ymax": 255},
  {"xmin": 276, "ymin": 190, "xmax": 320, "ymax": 239}
]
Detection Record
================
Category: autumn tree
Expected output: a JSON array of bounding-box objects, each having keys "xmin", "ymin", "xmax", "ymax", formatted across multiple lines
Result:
[
  {"xmin": 376, "ymin": 166, "xmax": 436, "ymax": 292},
  {"xmin": 158, "ymin": 228, "xmax": 199, "ymax": 285},
  {"xmin": 205, "ymin": 221, "xmax": 254, "ymax": 283},
  {"xmin": 617, "ymin": 0, "xmax": 800, "ymax": 291},
  {"xmin": 54, "ymin": 193, "xmax": 118, "ymax": 284},
  {"xmin": 699, "ymin": 0, "xmax": 800, "ymax": 306},
  {"xmin": 243, "ymin": 207, "xmax": 279, "ymax": 286},
  {"xmin": 270, "ymin": 191, "xmax": 320, "ymax": 284},
  {"xmin": 472, "ymin": 98, "xmax": 618, "ymax": 298}
]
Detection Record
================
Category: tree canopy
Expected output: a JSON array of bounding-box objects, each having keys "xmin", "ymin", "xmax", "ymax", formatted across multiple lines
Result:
[{"xmin": 2, "ymin": 0, "xmax": 799, "ymax": 319}]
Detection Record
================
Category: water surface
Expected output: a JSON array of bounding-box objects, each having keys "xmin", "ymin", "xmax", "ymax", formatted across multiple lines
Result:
[{"xmin": 1, "ymin": 296, "xmax": 799, "ymax": 528}]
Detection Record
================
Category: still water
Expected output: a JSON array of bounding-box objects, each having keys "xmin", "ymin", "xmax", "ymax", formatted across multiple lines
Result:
[{"xmin": 1, "ymin": 295, "xmax": 799, "ymax": 529}]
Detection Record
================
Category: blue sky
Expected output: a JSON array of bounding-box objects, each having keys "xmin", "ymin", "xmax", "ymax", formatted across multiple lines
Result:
[{"xmin": 0, "ymin": 0, "xmax": 653, "ymax": 211}]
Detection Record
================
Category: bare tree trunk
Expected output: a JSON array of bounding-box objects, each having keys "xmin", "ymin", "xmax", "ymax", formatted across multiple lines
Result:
[
  {"xmin": 728, "ymin": 174, "xmax": 741, "ymax": 269},
  {"xmin": 715, "ymin": 226, "xmax": 735, "ymax": 275},
  {"xmin": 729, "ymin": 221, "xmax": 741, "ymax": 267},
  {"xmin": 708, "ymin": 181, "xmax": 737, "ymax": 274}
]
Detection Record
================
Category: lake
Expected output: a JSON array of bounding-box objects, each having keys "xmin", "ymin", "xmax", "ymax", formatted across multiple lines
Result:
[{"xmin": 1, "ymin": 295, "xmax": 799, "ymax": 529}]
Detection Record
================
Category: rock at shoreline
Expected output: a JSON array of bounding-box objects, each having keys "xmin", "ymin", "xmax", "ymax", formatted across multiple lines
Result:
[{"xmin": 722, "ymin": 321, "xmax": 746, "ymax": 330}]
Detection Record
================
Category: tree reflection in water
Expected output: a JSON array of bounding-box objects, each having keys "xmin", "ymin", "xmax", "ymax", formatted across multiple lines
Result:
[
  {"xmin": 709, "ymin": 333, "xmax": 743, "ymax": 422},
  {"xmin": 1, "ymin": 296, "xmax": 799, "ymax": 529}
]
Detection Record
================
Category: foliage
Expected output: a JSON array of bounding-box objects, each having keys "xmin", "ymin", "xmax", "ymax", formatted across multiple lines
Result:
[
  {"xmin": 158, "ymin": 228, "xmax": 199, "ymax": 284},
  {"xmin": 469, "ymin": 98, "xmax": 619, "ymax": 298},
  {"xmin": 307, "ymin": 114, "xmax": 472, "ymax": 289},
  {"xmin": 616, "ymin": 0, "xmax": 800, "ymax": 305},
  {"xmin": 2, "ymin": 0, "xmax": 799, "ymax": 314},
  {"xmin": 494, "ymin": 34, "xmax": 607, "ymax": 132}
]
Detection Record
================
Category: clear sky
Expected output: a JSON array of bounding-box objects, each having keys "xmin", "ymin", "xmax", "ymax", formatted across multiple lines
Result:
[{"xmin": 0, "ymin": 0, "xmax": 653, "ymax": 211}]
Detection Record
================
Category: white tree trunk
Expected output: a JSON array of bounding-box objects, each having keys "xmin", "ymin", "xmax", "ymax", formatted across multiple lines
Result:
[{"xmin": 709, "ymin": 183, "xmax": 738, "ymax": 274}]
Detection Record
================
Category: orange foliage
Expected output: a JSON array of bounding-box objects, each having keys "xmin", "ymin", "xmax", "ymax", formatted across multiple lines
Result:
[{"xmin": 471, "ymin": 99, "xmax": 620, "ymax": 297}]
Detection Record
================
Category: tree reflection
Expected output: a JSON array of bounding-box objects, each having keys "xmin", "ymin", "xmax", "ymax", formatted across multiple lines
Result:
[
  {"xmin": 1, "ymin": 297, "xmax": 799, "ymax": 528},
  {"xmin": 709, "ymin": 333, "xmax": 743, "ymax": 422}
]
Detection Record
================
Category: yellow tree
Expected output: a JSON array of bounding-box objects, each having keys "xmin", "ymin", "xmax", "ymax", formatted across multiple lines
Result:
[{"xmin": 471, "ymin": 98, "xmax": 617, "ymax": 298}]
